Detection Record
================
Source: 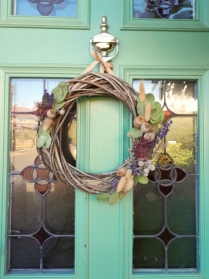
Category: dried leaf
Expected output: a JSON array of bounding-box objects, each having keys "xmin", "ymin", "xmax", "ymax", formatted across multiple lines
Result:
[
  {"xmin": 138, "ymin": 175, "xmax": 149, "ymax": 184},
  {"xmin": 38, "ymin": 126, "xmax": 50, "ymax": 136},
  {"xmin": 97, "ymin": 193, "xmax": 110, "ymax": 203},
  {"xmin": 45, "ymin": 136, "xmax": 52, "ymax": 149},
  {"xmin": 36, "ymin": 135, "xmax": 49, "ymax": 148},
  {"xmin": 109, "ymin": 191, "xmax": 120, "ymax": 205},
  {"xmin": 127, "ymin": 128, "xmax": 142, "ymax": 138},
  {"xmin": 52, "ymin": 101, "xmax": 65, "ymax": 111},
  {"xmin": 119, "ymin": 192, "xmax": 127, "ymax": 200}
]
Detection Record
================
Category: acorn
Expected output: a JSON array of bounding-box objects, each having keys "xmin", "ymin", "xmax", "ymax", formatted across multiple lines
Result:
[
  {"xmin": 116, "ymin": 176, "xmax": 127, "ymax": 193},
  {"xmin": 134, "ymin": 115, "xmax": 145, "ymax": 128},
  {"xmin": 47, "ymin": 109, "xmax": 56, "ymax": 119},
  {"xmin": 116, "ymin": 168, "xmax": 126, "ymax": 177},
  {"xmin": 141, "ymin": 122, "xmax": 150, "ymax": 133},
  {"xmin": 144, "ymin": 131, "xmax": 155, "ymax": 143}
]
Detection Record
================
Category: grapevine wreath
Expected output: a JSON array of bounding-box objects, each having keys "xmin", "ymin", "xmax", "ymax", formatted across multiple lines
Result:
[{"xmin": 34, "ymin": 53, "xmax": 171, "ymax": 205}]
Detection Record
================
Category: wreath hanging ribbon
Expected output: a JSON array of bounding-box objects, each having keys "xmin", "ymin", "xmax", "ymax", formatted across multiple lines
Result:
[{"xmin": 84, "ymin": 51, "xmax": 114, "ymax": 75}]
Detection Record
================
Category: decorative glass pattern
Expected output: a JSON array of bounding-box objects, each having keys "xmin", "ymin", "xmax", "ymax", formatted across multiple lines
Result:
[
  {"xmin": 133, "ymin": 0, "xmax": 195, "ymax": 19},
  {"xmin": 13, "ymin": 0, "xmax": 77, "ymax": 17},
  {"xmin": 8, "ymin": 78, "xmax": 75, "ymax": 272},
  {"xmin": 133, "ymin": 80, "xmax": 198, "ymax": 271}
]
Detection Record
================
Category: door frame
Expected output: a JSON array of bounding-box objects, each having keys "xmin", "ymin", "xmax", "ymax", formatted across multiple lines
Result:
[
  {"xmin": 0, "ymin": 65, "xmax": 89, "ymax": 278},
  {"xmin": 121, "ymin": 66, "xmax": 209, "ymax": 279}
]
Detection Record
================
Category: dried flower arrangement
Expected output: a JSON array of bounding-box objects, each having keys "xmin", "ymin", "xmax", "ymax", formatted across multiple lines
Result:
[
  {"xmin": 97, "ymin": 80, "xmax": 172, "ymax": 205},
  {"xmin": 34, "ymin": 73, "xmax": 171, "ymax": 205}
]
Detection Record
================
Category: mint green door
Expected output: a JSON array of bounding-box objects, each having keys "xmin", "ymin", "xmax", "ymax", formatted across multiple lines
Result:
[{"xmin": 1, "ymin": 1, "xmax": 209, "ymax": 279}]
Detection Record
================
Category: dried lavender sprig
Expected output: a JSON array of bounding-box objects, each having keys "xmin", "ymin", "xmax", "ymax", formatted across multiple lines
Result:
[{"xmin": 44, "ymin": 89, "xmax": 54, "ymax": 108}]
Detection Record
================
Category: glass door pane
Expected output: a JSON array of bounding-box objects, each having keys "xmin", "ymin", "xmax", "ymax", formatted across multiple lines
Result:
[
  {"xmin": 132, "ymin": 80, "xmax": 198, "ymax": 272},
  {"xmin": 8, "ymin": 78, "xmax": 75, "ymax": 272}
]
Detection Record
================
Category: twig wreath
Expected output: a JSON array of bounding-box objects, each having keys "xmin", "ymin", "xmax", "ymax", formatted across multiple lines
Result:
[{"xmin": 33, "ymin": 52, "xmax": 171, "ymax": 205}]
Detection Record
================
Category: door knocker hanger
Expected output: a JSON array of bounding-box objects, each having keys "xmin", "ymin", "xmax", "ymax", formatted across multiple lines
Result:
[{"xmin": 32, "ymin": 16, "xmax": 171, "ymax": 205}]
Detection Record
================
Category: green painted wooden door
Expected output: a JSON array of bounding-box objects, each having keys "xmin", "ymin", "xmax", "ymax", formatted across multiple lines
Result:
[{"xmin": 1, "ymin": 1, "xmax": 209, "ymax": 279}]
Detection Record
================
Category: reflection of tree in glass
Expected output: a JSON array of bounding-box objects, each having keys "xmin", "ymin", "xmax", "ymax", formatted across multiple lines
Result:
[{"xmin": 166, "ymin": 117, "xmax": 197, "ymax": 173}]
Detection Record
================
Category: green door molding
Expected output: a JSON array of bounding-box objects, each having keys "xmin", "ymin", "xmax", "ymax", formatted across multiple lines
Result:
[{"xmin": 0, "ymin": 0, "xmax": 90, "ymax": 29}]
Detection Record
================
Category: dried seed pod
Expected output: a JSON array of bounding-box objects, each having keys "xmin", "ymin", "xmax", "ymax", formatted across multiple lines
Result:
[
  {"xmin": 123, "ymin": 178, "xmax": 134, "ymax": 193},
  {"xmin": 47, "ymin": 109, "xmax": 56, "ymax": 119},
  {"xmin": 59, "ymin": 109, "xmax": 65, "ymax": 115},
  {"xmin": 141, "ymin": 122, "xmax": 150, "ymax": 133},
  {"xmin": 125, "ymin": 169, "xmax": 133, "ymax": 179},
  {"xmin": 134, "ymin": 115, "xmax": 145, "ymax": 128},
  {"xmin": 42, "ymin": 117, "xmax": 53, "ymax": 132},
  {"xmin": 116, "ymin": 176, "xmax": 127, "ymax": 193},
  {"xmin": 144, "ymin": 101, "xmax": 151, "ymax": 122},
  {"xmin": 139, "ymin": 80, "xmax": 146, "ymax": 102},
  {"xmin": 116, "ymin": 168, "xmax": 127, "ymax": 177},
  {"xmin": 144, "ymin": 131, "xmax": 155, "ymax": 143}
]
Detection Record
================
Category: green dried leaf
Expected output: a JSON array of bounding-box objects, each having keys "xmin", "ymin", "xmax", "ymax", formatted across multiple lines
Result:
[
  {"xmin": 52, "ymin": 101, "xmax": 65, "ymax": 111},
  {"xmin": 150, "ymin": 110, "xmax": 161, "ymax": 124},
  {"xmin": 150, "ymin": 123, "xmax": 160, "ymax": 134},
  {"xmin": 58, "ymin": 81, "xmax": 68, "ymax": 99},
  {"xmin": 109, "ymin": 191, "xmax": 120, "ymax": 205},
  {"xmin": 151, "ymin": 110, "xmax": 160, "ymax": 121},
  {"xmin": 97, "ymin": 193, "xmax": 110, "ymax": 203},
  {"xmin": 138, "ymin": 175, "xmax": 149, "ymax": 184},
  {"xmin": 119, "ymin": 192, "xmax": 127, "ymax": 200},
  {"xmin": 155, "ymin": 101, "xmax": 162, "ymax": 113},
  {"xmin": 146, "ymin": 93, "xmax": 155, "ymax": 109},
  {"xmin": 52, "ymin": 86, "xmax": 63, "ymax": 103},
  {"xmin": 36, "ymin": 135, "xmax": 49, "ymax": 148},
  {"xmin": 38, "ymin": 126, "xmax": 51, "ymax": 136},
  {"xmin": 127, "ymin": 128, "xmax": 142, "ymax": 138},
  {"xmin": 45, "ymin": 136, "xmax": 52, "ymax": 149},
  {"xmin": 58, "ymin": 81, "xmax": 67, "ymax": 89},
  {"xmin": 137, "ymin": 101, "xmax": 146, "ymax": 116}
]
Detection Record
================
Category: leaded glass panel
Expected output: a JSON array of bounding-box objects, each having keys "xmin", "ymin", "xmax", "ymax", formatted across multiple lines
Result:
[
  {"xmin": 133, "ymin": 0, "xmax": 195, "ymax": 19},
  {"xmin": 13, "ymin": 0, "xmax": 77, "ymax": 17},
  {"xmin": 132, "ymin": 80, "xmax": 198, "ymax": 271},
  {"xmin": 8, "ymin": 78, "xmax": 75, "ymax": 272}
]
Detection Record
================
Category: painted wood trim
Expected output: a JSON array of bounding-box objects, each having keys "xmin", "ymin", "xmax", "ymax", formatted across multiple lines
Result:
[
  {"xmin": 121, "ymin": 0, "xmax": 209, "ymax": 31},
  {"xmin": 0, "ymin": 66, "xmax": 88, "ymax": 279},
  {"xmin": 120, "ymin": 66, "xmax": 209, "ymax": 279},
  {"xmin": 0, "ymin": 0, "xmax": 90, "ymax": 29}
]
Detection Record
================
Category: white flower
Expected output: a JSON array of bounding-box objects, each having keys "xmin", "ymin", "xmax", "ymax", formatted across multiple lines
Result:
[
  {"xmin": 148, "ymin": 164, "xmax": 153, "ymax": 170},
  {"xmin": 144, "ymin": 168, "xmax": 149, "ymax": 174},
  {"xmin": 138, "ymin": 161, "xmax": 145, "ymax": 167},
  {"xmin": 150, "ymin": 165, "xmax": 155, "ymax": 171},
  {"xmin": 144, "ymin": 173, "xmax": 149, "ymax": 176},
  {"xmin": 146, "ymin": 159, "xmax": 152, "ymax": 165}
]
